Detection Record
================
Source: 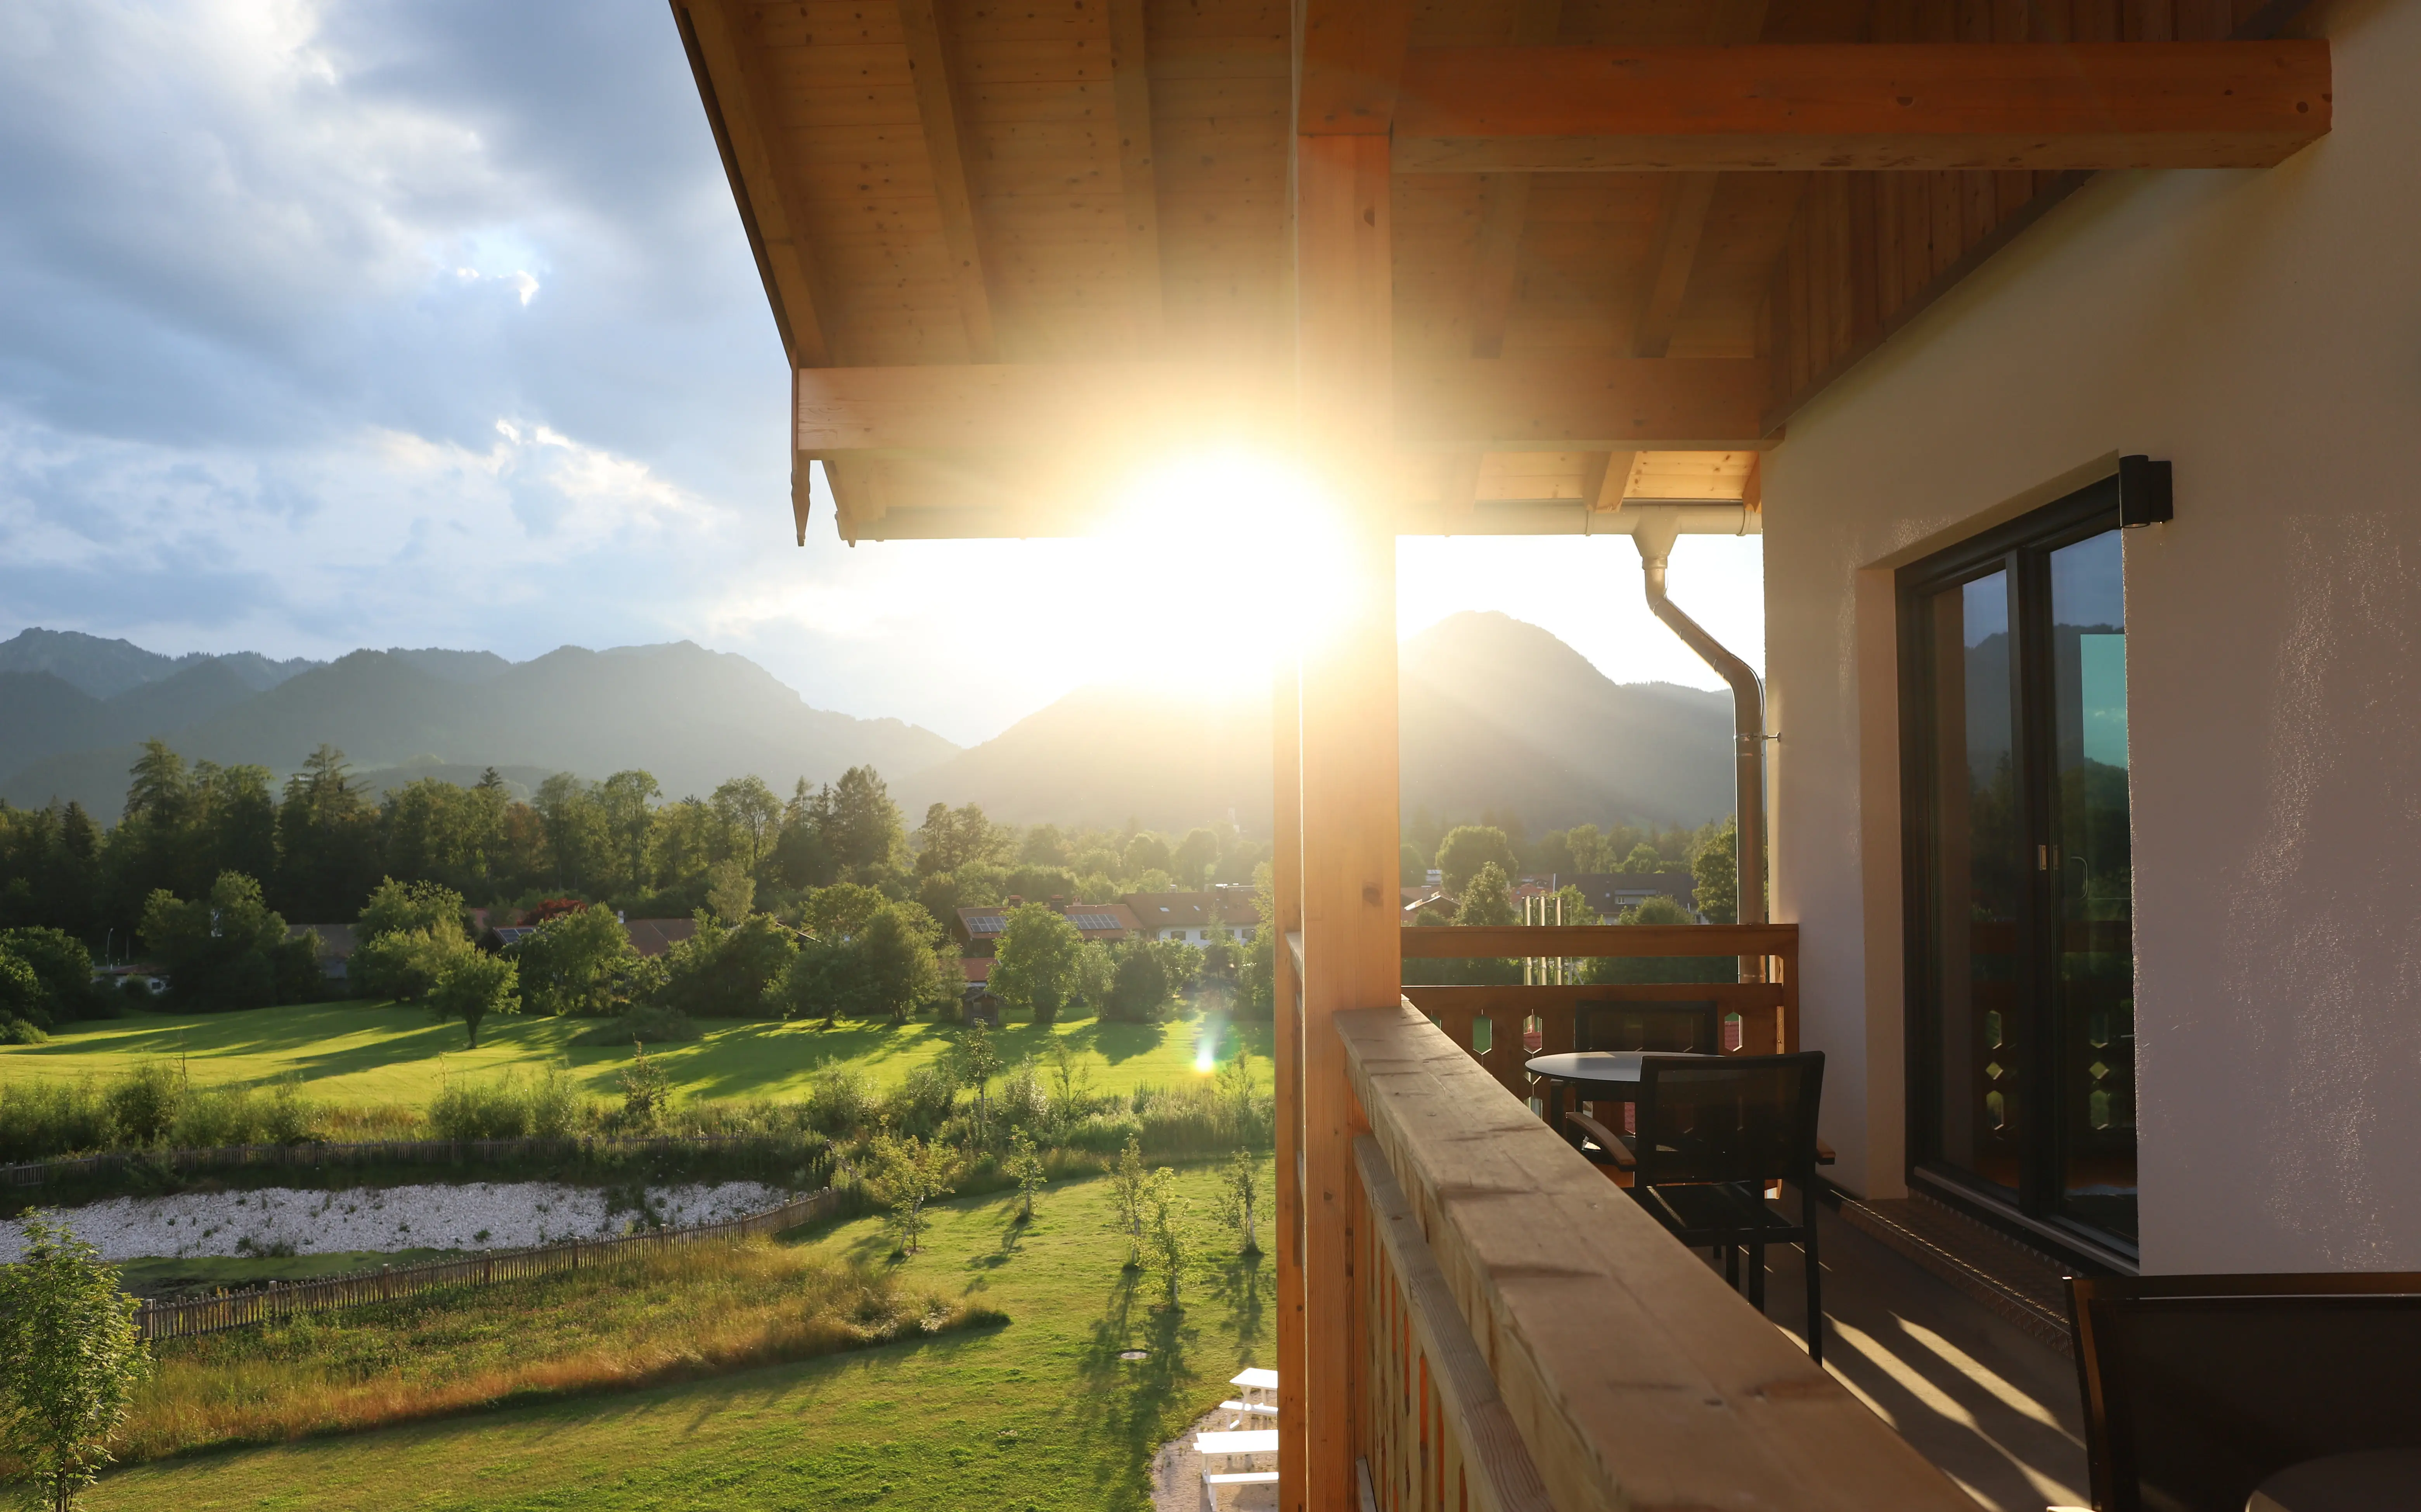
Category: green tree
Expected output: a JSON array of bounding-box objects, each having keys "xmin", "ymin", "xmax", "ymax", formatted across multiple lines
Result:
[
  {"xmin": 914, "ymin": 802, "xmax": 1006, "ymax": 875},
  {"xmin": 952, "ymin": 1024, "xmax": 1005, "ymax": 1131},
  {"xmin": 1145, "ymin": 1167, "xmax": 1185, "ymax": 1305},
  {"xmin": 1452, "ymin": 862, "xmax": 1517, "ymax": 927},
  {"xmin": 1692, "ymin": 815, "xmax": 1740, "ymax": 925},
  {"xmin": 826, "ymin": 767, "xmax": 903, "ymax": 876},
  {"xmin": 703, "ymin": 860, "xmax": 756, "ymax": 924},
  {"xmin": 989, "ymin": 903, "xmax": 1083, "ymax": 1026},
  {"xmin": 799, "ymin": 882, "xmax": 889, "ymax": 941},
  {"xmin": 620, "ymin": 1040, "xmax": 672, "ymax": 1125},
  {"xmin": 1583, "ymin": 894, "xmax": 1736, "ymax": 985},
  {"xmin": 645, "ymin": 913, "xmax": 799, "ymax": 1019},
  {"xmin": 868, "ymin": 1133, "xmax": 958, "ymax": 1256},
  {"xmin": 1216, "ymin": 1148, "xmax": 1263, "ymax": 1255},
  {"xmin": 709, "ymin": 776, "xmax": 783, "ymax": 873},
  {"xmin": 507, "ymin": 903, "xmax": 636, "ymax": 1016},
  {"xmin": 139, "ymin": 872, "xmax": 318, "ymax": 1011},
  {"xmin": 1169, "ymin": 828, "xmax": 1220, "ymax": 887},
  {"xmin": 0, "ymin": 1216, "xmax": 148, "ymax": 1512},
  {"xmin": 1122, "ymin": 831, "xmax": 1171, "ymax": 875},
  {"xmin": 1109, "ymin": 1135, "xmax": 1150, "ymax": 1268},
  {"xmin": 1435, "ymin": 825, "xmax": 1518, "ymax": 896},
  {"xmin": 357, "ymin": 877, "xmax": 464, "ymax": 944},
  {"xmin": 429, "ymin": 949, "xmax": 517, "ymax": 1048},
  {"xmin": 533, "ymin": 773, "xmax": 611, "ymax": 895},
  {"xmin": 0, "ymin": 930, "xmax": 97, "ymax": 1028},
  {"xmin": 597, "ymin": 770, "xmax": 662, "ymax": 893},
  {"xmin": 1106, "ymin": 942, "xmax": 1171, "ymax": 1022},
  {"xmin": 1399, "ymin": 842, "xmax": 1428, "ymax": 885},
  {"xmin": 1619, "ymin": 842, "xmax": 1666, "ymax": 875},
  {"xmin": 274, "ymin": 745, "xmax": 381, "ymax": 922},
  {"xmin": 1006, "ymin": 1130, "xmax": 1047, "ymax": 1221}
]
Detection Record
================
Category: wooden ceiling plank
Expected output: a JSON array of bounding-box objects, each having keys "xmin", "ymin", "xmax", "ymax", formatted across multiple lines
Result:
[
  {"xmin": 896, "ymin": 0, "xmax": 1003, "ymax": 359},
  {"xmin": 1629, "ymin": 173, "xmax": 1720, "ymax": 355},
  {"xmin": 1394, "ymin": 41, "xmax": 2331, "ymax": 172},
  {"xmin": 676, "ymin": 0, "xmax": 838, "ymax": 368},
  {"xmin": 1107, "ymin": 0, "xmax": 1166, "ymax": 351},
  {"xmin": 1462, "ymin": 0, "xmax": 1563, "ymax": 359}
]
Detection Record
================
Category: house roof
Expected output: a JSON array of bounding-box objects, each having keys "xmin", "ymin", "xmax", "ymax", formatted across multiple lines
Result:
[
  {"xmin": 672, "ymin": 0, "xmax": 2326, "ymax": 546},
  {"xmin": 957, "ymin": 903, "xmax": 1141, "ymax": 942},
  {"xmin": 1121, "ymin": 891, "xmax": 1258, "ymax": 931},
  {"xmin": 1564, "ymin": 872, "xmax": 1699, "ymax": 915},
  {"xmin": 289, "ymin": 923, "xmax": 358, "ymax": 958},
  {"xmin": 492, "ymin": 917, "xmax": 700, "ymax": 958}
]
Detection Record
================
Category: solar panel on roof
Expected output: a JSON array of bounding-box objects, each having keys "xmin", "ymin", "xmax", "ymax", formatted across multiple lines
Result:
[{"xmin": 1068, "ymin": 912, "xmax": 1120, "ymax": 930}]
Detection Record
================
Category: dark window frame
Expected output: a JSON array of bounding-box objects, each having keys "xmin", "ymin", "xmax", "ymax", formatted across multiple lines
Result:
[{"xmin": 1896, "ymin": 473, "xmax": 2134, "ymax": 1258}]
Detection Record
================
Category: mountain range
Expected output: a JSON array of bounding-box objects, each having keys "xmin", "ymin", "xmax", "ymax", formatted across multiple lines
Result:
[
  {"xmin": 896, "ymin": 612, "xmax": 1734, "ymax": 831},
  {"xmin": 0, "ymin": 614, "xmax": 1737, "ymax": 830}
]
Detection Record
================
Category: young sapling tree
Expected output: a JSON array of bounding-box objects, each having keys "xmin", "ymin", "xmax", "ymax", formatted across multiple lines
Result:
[
  {"xmin": 952, "ymin": 1024, "xmax": 1004, "ymax": 1135},
  {"xmin": 0, "ymin": 1216, "xmax": 149, "ymax": 1512},
  {"xmin": 869, "ymin": 1133, "xmax": 959, "ymax": 1256},
  {"xmin": 1006, "ymin": 1130, "xmax": 1047, "ymax": 1222},
  {"xmin": 1145, "ymin": 1166, "xmax": 1185, "ymax": 1306},
  {"xmin": 1110, "ymin": 1134, "xmax": 1150, "ymax": 1269},
  {"xmin": 1216, "ymin": 1148, "xmax": 1263, "ymax": 1255}
]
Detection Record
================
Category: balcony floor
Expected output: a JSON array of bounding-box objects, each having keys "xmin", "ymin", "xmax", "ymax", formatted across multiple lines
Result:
[{"xmin": 1737, "ymin": 1199, "xmax": 2090, "ymax": 1512}]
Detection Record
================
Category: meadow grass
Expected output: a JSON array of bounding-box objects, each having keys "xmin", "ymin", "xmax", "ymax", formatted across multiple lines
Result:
[
  {"xmin": 97, "ymin": 1239, "xmax": 993, "ymax": 1465},
  {"xmin": 81, "ymin": 1161, "xmax": 1273, "ymax": 1511},
  {"xmin": 0, "ymin": 999, "xmax": 1271, "ymax": 1108}
]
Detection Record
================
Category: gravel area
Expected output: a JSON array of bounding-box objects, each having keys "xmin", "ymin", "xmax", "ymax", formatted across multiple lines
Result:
[{"xmin": 0, "ymin": 1180, "xmax": 790, "ymax": 1263}]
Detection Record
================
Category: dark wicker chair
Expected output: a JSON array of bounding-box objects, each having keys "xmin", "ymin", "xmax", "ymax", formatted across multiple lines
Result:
[
  {"xmin": 2066, "ymin": 1270, "xmax": 2421, "ymax": 1511},
  {"xmin": 1577, "ymin": 1051, "xmax": 1827, "ymax": 1362}
]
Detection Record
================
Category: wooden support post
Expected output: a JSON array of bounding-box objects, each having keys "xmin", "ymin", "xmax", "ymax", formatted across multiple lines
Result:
[
  {"xmin": 1290, "ymin": 128, "xmax": 1401, "ymax": 1512},
  {"xmin": 1270, "ymin": 661, "xmax": 1308, "ymax": 1512}
]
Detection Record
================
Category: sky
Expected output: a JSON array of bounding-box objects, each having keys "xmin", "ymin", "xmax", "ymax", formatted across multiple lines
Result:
[{"xmin": 0, "ymin": 0, "xmax": 1763, "ymax": 749}]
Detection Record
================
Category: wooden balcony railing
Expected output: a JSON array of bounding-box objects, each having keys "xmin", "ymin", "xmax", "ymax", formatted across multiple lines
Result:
[
  {"xmin": 1400, "ymin": 923, "xmax": 1800, "ymax": 1109},
  {"xmin": 1342, "ymin": 1000, "xmax": 1976, "ymax": 1512}
]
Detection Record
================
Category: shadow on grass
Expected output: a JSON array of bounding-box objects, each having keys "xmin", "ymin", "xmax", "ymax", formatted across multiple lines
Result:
[
  {"xmin": 1064, "ymin": 1266, "xmax": 1198, "ymax": 1508},
  {"xmin": 1204, "ymin": 1250, "xmax": 1270, "ymax": 1363}
]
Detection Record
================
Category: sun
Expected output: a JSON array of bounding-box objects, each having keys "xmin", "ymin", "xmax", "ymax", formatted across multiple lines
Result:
[{"xmin": 1098, "ymin": 447, "xmax": 1360, "ymax": 691}]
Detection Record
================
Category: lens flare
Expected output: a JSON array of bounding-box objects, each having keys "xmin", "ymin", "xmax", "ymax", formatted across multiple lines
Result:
[{"xmin": 1194, "ymin": 1022, "xmax": 1221, "ymax": 1074}]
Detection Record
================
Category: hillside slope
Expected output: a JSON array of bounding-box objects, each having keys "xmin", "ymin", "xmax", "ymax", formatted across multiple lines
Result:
[{"xmin": 898, "ymin": 612, "xmax": 1735, "ymax": 831}]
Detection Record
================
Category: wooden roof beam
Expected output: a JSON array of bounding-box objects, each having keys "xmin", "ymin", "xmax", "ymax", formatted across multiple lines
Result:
[
  {"xmin": 794, "ymin": 357, "xmax": 1773, "ymax": 453},
  {"xmin": 1463, "ymin": 0, "xmax": 1565, "ymax": 358},
  {"xmin": 896, "ymin": 0, "xmax": 1000, "ymax": 360},
  {"xmin": 1394, "ymin": 42, "xmax": 2331, "ymax": 173}
]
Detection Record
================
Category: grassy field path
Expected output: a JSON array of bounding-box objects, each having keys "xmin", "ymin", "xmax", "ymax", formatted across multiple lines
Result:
[
  {"xmin": 0, "ymin": 1000, "xmax": 1273, "ymax": 1106},
  {"xmin": 83, "ymin": 1162, "xmax": 1273, "ymax": 1510}
]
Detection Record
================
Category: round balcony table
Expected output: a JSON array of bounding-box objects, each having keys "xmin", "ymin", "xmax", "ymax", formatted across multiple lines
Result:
[
  {"xmin": 1523, "ymin": 1051, "xmax": 1712, "ymax": 1154},
  {"xmin": 2246, "ymin": 1448, "xmax": 2421, "ymax": 1512}
]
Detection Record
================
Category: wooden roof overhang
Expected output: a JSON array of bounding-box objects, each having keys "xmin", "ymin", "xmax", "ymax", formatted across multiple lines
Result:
[{"xmin": 672, "ymin": 0, "xmax": 2326, "ymax": 544}]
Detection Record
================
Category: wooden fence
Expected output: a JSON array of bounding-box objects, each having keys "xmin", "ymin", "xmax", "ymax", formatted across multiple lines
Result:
[
  {"xmin": 3, "ymin": 1132, "xmax": 810, "ymax": 1190},
  {"xmin": 130, "ymin": 1186, "xmax": 842, "ymax": 1342}
]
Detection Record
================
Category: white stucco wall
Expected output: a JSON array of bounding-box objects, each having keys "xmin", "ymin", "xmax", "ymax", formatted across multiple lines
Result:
[{"xmin": 1761, "ymin": 0, "xmax": 2421, "ymax": 1272}]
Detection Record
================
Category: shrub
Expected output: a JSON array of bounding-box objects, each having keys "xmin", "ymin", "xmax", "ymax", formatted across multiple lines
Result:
[
  {"xmin": 427, "ymin": 1067, "xmax": 584, "ymax": 1141},
  {"xmin": 0, "ymin": 1080, "xmax": 115, "ymax": 1163},
  {"xmin": 104, "ymin": 1062, "xmax": 185, "ymax": 1147},
  {"xmin": 806, "ymin": 1066, "xmax": 877, "ymax": 1137},
  {"xmin": 649, "ymin": 913, "xmax": 797, "ymax": 1019},
  {"xmin": 351, "ymin": 927, "xmax": 467, "ymax": 1003},
  {"xmin": 0, "ymin": 1017, "xmax": 49, "ymax": 1046},
  {"xmin": 883, "ymin": 1065, "xmax": 957, "ymax": 1139}
]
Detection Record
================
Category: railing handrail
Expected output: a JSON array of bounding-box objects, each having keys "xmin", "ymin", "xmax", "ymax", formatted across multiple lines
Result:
[
  {"xmin": 1400, "ymin": 922, "xmax": 1798, "ymax": 959},
  {"xmin": 1355, "ymin": 1134, "xmax": 1553, "ymax": 1512},
  {"xmin": 1341, "ymin": 1000, "xmax": 1975, "ymax": 1512}
]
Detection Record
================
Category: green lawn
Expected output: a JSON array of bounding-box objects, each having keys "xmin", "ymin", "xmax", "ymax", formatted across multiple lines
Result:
[
  {"xmin": 85, "ymin": 1162, "xmax": 1274, "ymax": 1510},
  {"xmin": 0, "ymin": 1000, "xmax": 1271, "ymax": 1108}
]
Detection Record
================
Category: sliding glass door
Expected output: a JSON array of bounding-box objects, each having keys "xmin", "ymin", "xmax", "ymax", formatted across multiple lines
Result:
[{"xmin": 1901, "ymin": 478, "xmax": 2137, "ymax": 1252}]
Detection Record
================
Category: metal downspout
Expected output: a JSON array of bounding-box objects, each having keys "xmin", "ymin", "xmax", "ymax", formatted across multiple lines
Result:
[{"xmin": 1628, "ymin": 512, "xmax": 1765, "ymax": 932}]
